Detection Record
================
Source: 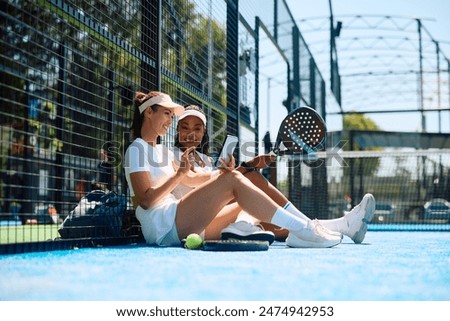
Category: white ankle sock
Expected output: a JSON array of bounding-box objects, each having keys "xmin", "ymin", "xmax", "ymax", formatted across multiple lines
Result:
[
  {"xmin": 271, "ymin": 207, "xmax": 308, "ymax": 232},
  {"xmin": 284, "ymin": 202, "xmax": 312, "ymax": 222},
  {"xmin": 317, "ymin": 217, "xmax": 348, "ymax": 234},
  {"xmin": 284, "ymin": 201, "xmax": 346, "ymax": 234}
]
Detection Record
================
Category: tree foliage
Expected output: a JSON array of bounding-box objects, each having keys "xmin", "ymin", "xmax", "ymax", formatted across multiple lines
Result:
[{"xmin": 342, "ymin": 113, "xmax": 382, "ymax": 179}]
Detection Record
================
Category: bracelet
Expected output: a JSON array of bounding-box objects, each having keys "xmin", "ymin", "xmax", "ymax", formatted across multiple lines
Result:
[{"xmin": 240, "ymin": 161, "xmax": 256, "ymax": 173}]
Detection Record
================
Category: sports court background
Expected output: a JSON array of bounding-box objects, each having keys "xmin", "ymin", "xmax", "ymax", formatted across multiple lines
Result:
[{"xmin": 0, "ymin": 0, "xmax": 449, "ymax": 255}]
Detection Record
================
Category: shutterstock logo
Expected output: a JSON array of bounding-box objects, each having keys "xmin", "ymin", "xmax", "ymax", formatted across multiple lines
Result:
[
  {"xmin": 209, "ymin": 122, "xmax": 227, "ymax": 141},
  {"xmin": 238, "ymin": 140, "xmax": 349, "ymax": 168},
  {"xmin": 114, "ymin": 133, "xmax": 350, "ymax": 169},
  {"xmin": 299, "ymin": 140, "xmax": 349, "ymax": 168}
]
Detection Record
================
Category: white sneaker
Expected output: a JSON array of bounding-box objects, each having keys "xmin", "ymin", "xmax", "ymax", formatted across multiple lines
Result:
[
  {"xmin": 286, "ymin": 220, "xmax": 342, "ymax": 248},
  {"xmin": 321, "ymin": 227, "xmax": 343, "ymax": 238},
  {"xmin": 345, "ymin": 193, "xmax": 376, "ymax": 244},
  {"xmin": 221, "ymin": 221, "xmax": 276, "ymax": 244}
]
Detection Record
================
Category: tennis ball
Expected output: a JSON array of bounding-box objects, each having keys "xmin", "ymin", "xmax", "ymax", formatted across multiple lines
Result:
[{"xmin": 185, "ymin": 233, "xmax": 203, "ymax": 250}]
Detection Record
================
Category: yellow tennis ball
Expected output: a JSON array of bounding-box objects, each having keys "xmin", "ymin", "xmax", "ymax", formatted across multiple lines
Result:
[{"xmin": 185, "ymin": 233, "xmax": 203, "ymax": 250}]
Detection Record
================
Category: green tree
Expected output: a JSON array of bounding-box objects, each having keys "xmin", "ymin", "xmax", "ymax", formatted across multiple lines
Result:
[
  {"xmin": 343, "ymin": 113, "xmax": 380, "ymax": 151},
  {"xmin": 161, "ymin": 0, "xmax": 228, "ymax": 146},
  {"xmin": 342, "ymin": 113, "xmax": 382, "ymax": 194},
  {"xmin": 343, "ymin": 114, "xmax": 380, "ymax": 141}
]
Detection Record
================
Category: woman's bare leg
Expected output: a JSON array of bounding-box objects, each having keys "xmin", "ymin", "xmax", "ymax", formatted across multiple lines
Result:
[
  {"xmin": 176, "ymin": 171, "xmax": 342, "ymax": 248},
  {"xmin": 242, "ymin": 171, "xmax": 290, "ymax": 238},
  {"xmin": 175, "ymin": 171, "xmax": 280, "ymax": 239},
  {"xmin": 203, "ymin": 203, "xmax": 241, "ymax": 239},
  {"xmin": 243, "ymin": 171, "xmax": 288, "ymax": 206},
  {"xmin": 242, "ymin": 169, "xmax": 373, "ymax": 243}
]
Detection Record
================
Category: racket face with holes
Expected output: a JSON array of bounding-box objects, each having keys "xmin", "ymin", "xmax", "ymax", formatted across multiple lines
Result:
[{"xmin": 274, "ymin": 107, "xmax": 327, "ymax": 155}]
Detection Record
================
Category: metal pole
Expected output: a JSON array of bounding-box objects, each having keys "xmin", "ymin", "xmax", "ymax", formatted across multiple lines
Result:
[
  {"xmin": 435, "ymin": 41, "xmax": 441, "ymax": 133},
  {"xmin": 208, "ymin": 0, "xmax": 213, "ymax": 99},
  {"xmin": 267, "ymin": 77, "xmax": 271, "ymax": 130},
  {"xmin": 107, "ymin": 69, "xmax": 115, "ymax": 191},
  {"xmin": 417, "ymin": 19, "xmax": 426, "ymax": 132},
  {"xmin": 349, "ymin": 130, "xmax": 355, "ymax": 208},
  {"xmin": 55, "ymin": 42, "xmax": 67, "ymax": 213},
  {"xmin": 329, "ymin": 0, "xmax": 334, "ymax": 91},
  {"xmin": 255, "ymin": 16, "xmax": 260, "ymax": 154}
]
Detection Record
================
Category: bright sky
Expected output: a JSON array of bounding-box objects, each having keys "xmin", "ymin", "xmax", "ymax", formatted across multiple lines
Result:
[
  {"xmin": 258, "ymin": 0, "xmax": 450, "ymax": 143},
  {"xmin": 287, "ymin": 0, "xmax": 450, "ymax": 45}
]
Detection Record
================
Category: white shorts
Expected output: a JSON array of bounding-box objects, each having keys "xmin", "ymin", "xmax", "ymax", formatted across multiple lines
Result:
[{"xmin": 135, "ymin": 195, "xmax": 181, "ymax": 246}]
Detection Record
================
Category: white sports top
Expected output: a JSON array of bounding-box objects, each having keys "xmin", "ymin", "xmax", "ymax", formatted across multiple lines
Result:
[{"xmin": 124, "ymin": 138, "xmax": 177, "ymax": 204}]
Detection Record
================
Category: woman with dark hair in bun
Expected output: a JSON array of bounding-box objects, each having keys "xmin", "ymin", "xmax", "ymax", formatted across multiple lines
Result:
[{"xmin": 171, "ymin": 104, "xmax": 376, "ymax": 244}]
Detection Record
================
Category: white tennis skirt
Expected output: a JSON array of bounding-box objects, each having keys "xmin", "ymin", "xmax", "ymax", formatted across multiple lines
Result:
[{"xmin": 135, "ymin": 195, "xmax": 181, "ymax": 246}]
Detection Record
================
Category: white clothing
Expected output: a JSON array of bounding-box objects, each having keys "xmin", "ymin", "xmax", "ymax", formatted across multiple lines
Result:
[
  {"xmin": 171, "ymin": 147, "xmax": 215, "ymax": 200},
  {"xmin": 124, "ymin": 138, "xmax": 180, "ymax": 246}
]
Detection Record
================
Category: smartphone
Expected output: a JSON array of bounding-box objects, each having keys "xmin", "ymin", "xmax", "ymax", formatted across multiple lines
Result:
[{"xmin": 215, "ymin": 135, "xmax": 239, "ymax": 167}]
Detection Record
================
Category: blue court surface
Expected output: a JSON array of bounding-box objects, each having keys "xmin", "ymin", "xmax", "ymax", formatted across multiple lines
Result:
[{"xmin": 0, "ymin": 230, "xmax": 449, "ymax": 301}]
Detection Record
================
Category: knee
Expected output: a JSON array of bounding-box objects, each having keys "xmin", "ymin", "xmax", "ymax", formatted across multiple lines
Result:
[
  {"xmin": 218, "ymin": 170, "xmax": 245, "ymax": 185},
  {"xmin": 230, "ymin": 170, "xmax": 245, "ymax": 182}
]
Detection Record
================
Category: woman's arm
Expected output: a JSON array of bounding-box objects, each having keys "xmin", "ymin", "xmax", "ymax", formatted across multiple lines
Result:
[
  {"xmin": 130, "ymin": 170, "xmax": 186, "ymax": 209},
  {"xmin": 130, "ymin": 146, "xmax": 195, "ymax": 209},
  {"xmin": 236, "ymin": 154, "xmax": 276, "ymax": 174},
  {"xmin": 180, "ymin": 170, "xmax": 214, "ymax": 187},
  {"xmin": 174, "ymin": 151, "xmax": 216, "ymax": 187}
]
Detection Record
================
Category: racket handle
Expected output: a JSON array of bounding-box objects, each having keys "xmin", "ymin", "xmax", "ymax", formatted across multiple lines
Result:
[
  {"xmin": 271, "ymin": 139, "xmax": 289, "ymax": 156},
  {"xmin": 288, "ymin": 129, "xmax": 314, "ymax": 154}
]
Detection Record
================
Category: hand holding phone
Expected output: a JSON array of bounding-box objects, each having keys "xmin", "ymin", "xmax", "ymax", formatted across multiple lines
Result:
[
  {"xmin": 178, "ymin": 146, "xmax": 197, "ymax": 174},
  {"xmin": 187, "ymin": 149, "xmax": 197, "ymax": 172},
  {"xmin": 215, "ymin": 135, "xmax": 238, "ymax": 168}
]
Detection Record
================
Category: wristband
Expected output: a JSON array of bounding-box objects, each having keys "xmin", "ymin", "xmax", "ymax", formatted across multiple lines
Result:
[{"xmin": 240, "ymin": 161, "xmax": 256, "ymax": 173}]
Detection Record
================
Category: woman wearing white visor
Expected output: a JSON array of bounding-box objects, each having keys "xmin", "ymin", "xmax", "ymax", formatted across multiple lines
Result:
[
  {"xmin": 171, "ymin": 104, "xmax": 376, "ymax": 245},
  {"xmin": 125, "ymin": 91, "xmax": 345, "ymax": 248}
]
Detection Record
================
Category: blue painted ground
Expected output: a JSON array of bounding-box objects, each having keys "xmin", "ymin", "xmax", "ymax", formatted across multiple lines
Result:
[{"xmin": 1, "ymin": 231, "xmax": 449, "ymax": 301}]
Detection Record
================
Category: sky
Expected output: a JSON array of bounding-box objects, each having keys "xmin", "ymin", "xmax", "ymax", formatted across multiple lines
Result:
[{"xmin": 258, "ymin": 0, "xmax": 450, "ymax": 142}]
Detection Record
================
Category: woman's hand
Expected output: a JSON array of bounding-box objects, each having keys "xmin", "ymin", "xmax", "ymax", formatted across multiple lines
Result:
[
  {"xmin": 177, "ymin": 146, "xmax": 197, "ymax": 175},
  {"xmin": 217, "ymin": 155, "xmax": 236, "ymax": 173}
]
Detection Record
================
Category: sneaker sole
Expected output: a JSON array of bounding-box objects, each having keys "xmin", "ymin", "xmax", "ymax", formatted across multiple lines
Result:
[
  {"xmin": 351, "ymin": 194, "xmax": 376, "ymax": 244},
  {"xmin": 286, "ymin": 234, "xmax": 341, "ymax": 248},
  {"xmin": 221, "ymin": 232, "xmax": 276, "ymax": 245}
]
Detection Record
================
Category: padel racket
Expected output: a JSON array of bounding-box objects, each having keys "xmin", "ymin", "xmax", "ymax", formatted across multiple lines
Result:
[
  {"xmin": 221, "ymin": 229, "xmax": 275, "ymax": 245},
  {"xmin": 202, "ymin": 240, "xmax": 269, "ymax": 252},
  {"xmin": 271, "ymin": 106, "xmax": 327, "ymax": 156},
  {"xmin": 181, "ymin": 239, "xmax": 269, "ymax": 251}
]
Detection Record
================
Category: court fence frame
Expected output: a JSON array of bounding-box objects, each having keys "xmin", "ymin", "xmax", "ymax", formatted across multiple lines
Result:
[{"xmin": 1, "ymin": 1, "xmax": 448, "ymax": 254}]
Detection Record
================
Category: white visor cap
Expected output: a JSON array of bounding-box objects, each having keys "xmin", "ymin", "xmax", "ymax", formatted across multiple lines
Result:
[
  {"xmin": 138, "ymin": 93, "xmax": 184, "ymax": 116},
  {"xmin": 178, "ymin": 109, "xmax": 207, "ymax": 126}
]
